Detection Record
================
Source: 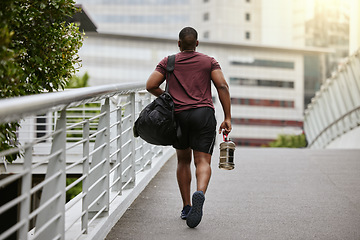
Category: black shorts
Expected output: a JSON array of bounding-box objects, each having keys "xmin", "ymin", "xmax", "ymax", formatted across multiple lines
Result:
[{"xmin": 173, "ymin": 107, "xmax": 217, "ymax": 155}]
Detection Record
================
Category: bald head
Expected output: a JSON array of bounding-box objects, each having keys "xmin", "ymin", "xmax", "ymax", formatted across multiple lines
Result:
[{"xmin": 178, "ymin": 27, "xmax": 198, "ymax": 51}]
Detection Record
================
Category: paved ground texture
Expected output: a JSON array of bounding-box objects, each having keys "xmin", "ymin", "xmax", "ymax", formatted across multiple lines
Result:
[{"xmin": 106, "ymin": 148, "xmax": 360, "ymax": 240}]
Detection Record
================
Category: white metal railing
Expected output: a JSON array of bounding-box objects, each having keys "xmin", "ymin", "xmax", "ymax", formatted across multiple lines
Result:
[
  {"xmin": 304, "ymin": 49, "xmax": 360, "ymax": 148},
  {"xmin": 0, "ymin": 83, "xmax": 174, "ymax": 240}
]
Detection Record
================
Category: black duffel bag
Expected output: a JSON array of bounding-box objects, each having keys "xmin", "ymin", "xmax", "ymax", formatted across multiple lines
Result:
[
  {"xmin": 133, "ymin": 55, "xmax": 180, "ymax": 145},
  {"xmin": 133, "ymin": 91, "xmax": 178, "ymax": 145}
]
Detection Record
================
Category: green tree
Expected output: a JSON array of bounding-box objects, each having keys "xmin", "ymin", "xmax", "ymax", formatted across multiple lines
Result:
[
  {"xmin": 66, "ymin": 177, "xmax": 82, "ymax": 202},
  {"xmin": 66, "ymin": 72, "xmax": 89, "ymax": 88},
  {"xmin": 264, "ymin": 133, "xmax": 307, "ymax": 148},
  {"xmin": 0, "ymin": 0, "xmax": 84, "ymax": 162}
]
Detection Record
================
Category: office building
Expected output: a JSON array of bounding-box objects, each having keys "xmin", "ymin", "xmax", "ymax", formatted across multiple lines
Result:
[{"xmin": 76, "ymin": 0, "xmax": 329, "ymax": 146}]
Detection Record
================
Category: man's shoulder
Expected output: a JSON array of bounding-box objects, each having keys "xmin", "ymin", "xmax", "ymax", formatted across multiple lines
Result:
[
  {"xmin": 195, "ymin": 52, "xmax": 211, "ymax": 57},
  {"xmin": 194, "ymin": 52, "xmax": 217, "ymax": 62}
]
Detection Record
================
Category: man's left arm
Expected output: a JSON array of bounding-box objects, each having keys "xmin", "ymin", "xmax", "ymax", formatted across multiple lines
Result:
[
  {"xmin": 146, "ymin": 71, "xmax": 166, "ymax": 97},
  {"xmin": 211, "ymin": 69, "xmax": 232, "ymax": 134}
]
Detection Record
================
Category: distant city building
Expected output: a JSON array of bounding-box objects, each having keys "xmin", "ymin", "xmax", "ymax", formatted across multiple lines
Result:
[
  {"xmin": 77, "ymin": 0, "xmax": 306, "ymax": 46},
  {"xmin": 77, "ymin": 0, "xmax": 190, "ymax": 38},
  {"xmin": 305, "ymin": 0, "xmax": 350, "ymax": 78},
  {"xmin": 76, "ymin": 0, "xmax": 331, "ymax": 147},
  {"xmin": 349, "ymin": 0, "xmax": 360, "ymax": 54},
  {"xmin": 79, "ymin": 32, "xmax": 328, "ymax": 147}
]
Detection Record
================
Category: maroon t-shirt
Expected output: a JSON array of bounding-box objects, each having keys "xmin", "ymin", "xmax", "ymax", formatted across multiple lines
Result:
[{"xmin": 155, "ymin": 51, "xmax": 221, "ymax": 113}]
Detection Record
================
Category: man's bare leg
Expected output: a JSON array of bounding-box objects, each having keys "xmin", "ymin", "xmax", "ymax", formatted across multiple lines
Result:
[
  {"xmin": 193, "ymin": 150, "xmax": 212, "ymax": 194},
  {"xmin": 176, "ymin": 148, "xmax": 192, "ymax": 207},
  {"xmin": 185, "ymin": 150, "xmax": 211, "ymax": 228}
]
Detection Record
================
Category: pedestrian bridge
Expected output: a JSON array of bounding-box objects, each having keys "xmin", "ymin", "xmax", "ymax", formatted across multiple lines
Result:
[
  {"xmin": 106, "ymin": 148, "xmax": 360, "ymax": 240},
  {"xmin": 0, "ymin": 50, "xmax": 359, "ymax": 240}
]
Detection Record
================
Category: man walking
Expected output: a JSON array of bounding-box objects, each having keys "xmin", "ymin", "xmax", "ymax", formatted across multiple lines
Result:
[{"xmin": 146, "ymin": 27, "xmax": 231, "ymax": 228}]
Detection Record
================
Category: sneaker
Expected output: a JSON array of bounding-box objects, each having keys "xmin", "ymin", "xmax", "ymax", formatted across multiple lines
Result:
[
  {"xmin": 180, "ymin": 205, "xmax": 191, "ymax": 220},
  {"xmin": 186, "ymin": 191, "xmax": 205, "ymax": 228}
]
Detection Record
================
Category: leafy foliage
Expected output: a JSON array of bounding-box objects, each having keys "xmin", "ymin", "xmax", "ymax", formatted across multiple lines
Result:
[
  {"xmin": 65, "ymin": 72, "xmax": 100, "ymax": 142},
  {"xmin": 0, "ymin": 0, "xmax": 84, "ymax": 162},
  {"xmin": 66, "ymin": 178, "xmax": 82, "ymax": 202},
  {"xmin": 264, "ymin": 133, "xmax": 307, "ymax": 148},
  {"xmin": 66, "ymin": 72, "xmax": 89, "ymax": 88}
]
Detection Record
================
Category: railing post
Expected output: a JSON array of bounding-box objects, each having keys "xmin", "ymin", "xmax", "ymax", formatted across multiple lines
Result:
[
  {"xmin": 82, "ymin": 120, "xmax": 90, "ymax": 234},
  {"xmin": 321, "ymin": 86, "xmax": 339, "ymax": 140},
  {"xmin": 332, "ymin": 77, "xmax": 351, "ymax": 131},
  {"xmin": 113, "ymin": 103, "xmax": 123, "ymax": 193},
  {"xmin": 312, "ymin": 95, "xmax": 331, "ymax": 146},
  {"xmin": 135, "ymin": 93, "xmax": 145, "ymax": 173},
  {"xmin": 129, "ymin": 93, "xmax": 136, "ymax": 186},
  {"xmin": 88, "ymin": 98, "xmax": 110, "ymax": 215},
  {"xmin": 328, "ymin": 82, "xmax": 345, "ymax": 133},
  {"xmin": 143, "ymin": 94, "xmax": 153, "ymax": 170},
  {"xmin": 34, "ymin": 110, "xmax": 66, "ymax": 240},
  {"xmin": 121, "ymin": 95, "xmax": 135, "ymax": 189},
  {"xmin": 18, "ymin": 145, "xmax": 32, "ymax": 240}
]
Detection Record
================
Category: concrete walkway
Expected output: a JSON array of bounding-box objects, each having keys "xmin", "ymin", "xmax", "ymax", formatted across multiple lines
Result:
[{"xmin": 105, "ymin": 148, "xmax": 360, "ymax": 240}]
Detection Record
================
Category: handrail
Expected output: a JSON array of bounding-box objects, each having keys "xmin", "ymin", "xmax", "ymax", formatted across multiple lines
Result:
[
  {"xmin": 304, "ymin": 48, "xmax": 360, "ymax": 148},
  {"xmin": 306, "ymin": 105, "xmax": 360, "ymax": 148},
  {"xmin": 0, "ymin": 82, "xmax": 144, "ymax": 124},
  {"xmin": 0, "ymin": 83, "xmax": 175, "ymax": 240}
]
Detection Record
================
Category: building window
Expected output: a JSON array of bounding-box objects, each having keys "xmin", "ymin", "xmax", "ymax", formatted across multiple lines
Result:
[
  {"xmin": 36, "ymin": 114, "xmax": 47, "ymax": 141},
  {"xmin": 230, "ymin": 59, "xmax": 295, "ymax": 69},
  {"xmin": 230, "ymin": 97, "xmax": 295, "ymax": 108},
  {"xmin": 245, "ymin": 13, "xmax": 250, "ymax": 21},
  {"xmin": 232, "ymin": 118, "xmax": 303, "ymax": 128},
  {"xmin": 97, "ymin": 14, "xmax": 188, "ymax": 24},
  {"xmin": 203, "ymin": 12, "xmax": 209, "ymax": 21},
  {"xmin": 204, "ymin": 31, "xmax": 210, "ymax": 39},
  {"xmin": 229, "ymin": 77, "xmax": 295, "ymax": 89},
  {"xmin": 245, "ymin": 31, "xmax": 251, "ymax": 39}
]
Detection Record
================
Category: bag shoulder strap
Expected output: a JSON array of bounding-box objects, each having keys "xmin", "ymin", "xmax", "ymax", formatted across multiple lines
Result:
[
  {"xmin": 165, "ymin": 54, "xmax": 176, "ymax": 92},
  {"xmin": 166, "ymin": 54, "xmax": 175, "ymax": 72}
]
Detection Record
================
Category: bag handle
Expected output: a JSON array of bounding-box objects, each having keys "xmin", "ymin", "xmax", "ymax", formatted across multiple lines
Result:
[
  {"xmin": 223, "ymin": 131, "xmax": 229, "ymax": 142},
  {"xmin": 165, "ymin": 54, "xmax": 176, "ymax": 92}
]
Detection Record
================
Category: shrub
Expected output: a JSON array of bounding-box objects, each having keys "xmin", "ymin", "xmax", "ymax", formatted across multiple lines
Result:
[{"xmin": 0, "ymin": 0, "xmax": 84, "ymax": 162}]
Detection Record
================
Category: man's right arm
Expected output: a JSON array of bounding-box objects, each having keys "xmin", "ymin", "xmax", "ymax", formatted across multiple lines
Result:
[
  {"xmin": 211, "ymin": 69, "xmax": 232, "ymax": 134},
  {"xmin": 146, "ymin": 71, "xmax": 166, "ymax": 97}
]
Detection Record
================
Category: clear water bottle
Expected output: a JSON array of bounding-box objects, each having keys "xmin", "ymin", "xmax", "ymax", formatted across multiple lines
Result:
[{"xmin": 219, "ymin": 132, "xmax": 235, "ymax": 170}]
